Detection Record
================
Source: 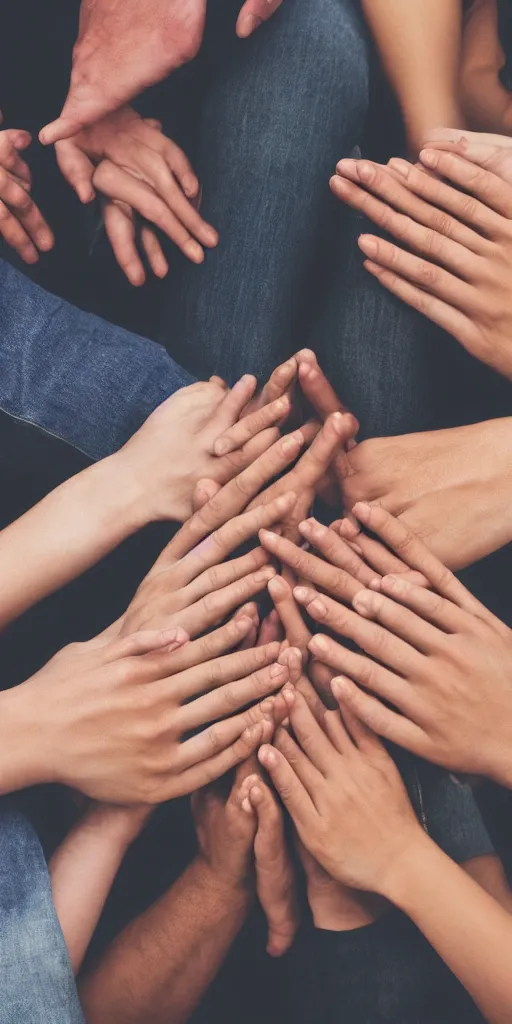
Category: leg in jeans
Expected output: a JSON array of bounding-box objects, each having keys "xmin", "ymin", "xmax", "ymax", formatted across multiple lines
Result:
[
  {"xmin": 155, "ymin": 0, "xmax": 370, "ymax": 383},
  {"xmin": 0, "ymin": 259, "xmax": 195, "ymax": 461},
  {"xmin": 0, "ymin": 799, "xmax": 84, "ymax": 1024}
]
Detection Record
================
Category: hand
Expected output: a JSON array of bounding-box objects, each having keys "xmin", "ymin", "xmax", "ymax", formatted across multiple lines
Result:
[
  {"xmin": 297, "ymin": 840, "xmax": 389, "ymax": 932},
  {"xmin": 315, "ymin": 504, "xmax": 512, "ymax": 788},
  {"xmin": 120, "ymin": 493, "xmax": 296, "ymax": 636},
  {"xmin": 4, "ymin": 621, "xmax": 291, "ymax": 803},
  {"xmin": 112, "ymin": 376, "xmax": 287, "ymax": 524},
  {"xmin": 54, "ymin": 106, "xmax": 218, "ymax": 278},
  {"xmin": 192, "ymin": 763, "xmax": 258, "ymax": 893},
  {"xmin": 332, "ymin": 150, "xmax": 512, "ymax": 380},
  {"xmin": 320, "ymin": 419, "xmax": 512, "ymax": 571},
  {"xmin": 0, "ymin": 124, "xmax": 54, "ymax": 263},
  {"xmin": 41, "ymin": 0, "xmax": 283, "ymax": 144},
  {"xmin": 425, "ymin": 127, "xmax": 512, "ymax": 185},
  {"xmin": 258, "ymin": 688, "xmax": 424, "ymax": 896},
  {"xmin": 241, "ymin": 765, "xmax": 299, "ymax": 956}
]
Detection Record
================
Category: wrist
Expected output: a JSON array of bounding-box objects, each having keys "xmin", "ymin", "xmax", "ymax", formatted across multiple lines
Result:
[
  {"xmin": 80, "ymin": 803, "xmax": 152, "ymax": 848},
  {"xmin": 90, "ymin": 452, "xmax": 152, "ymax": 532},
  {"xmin": 194, "ymin": 856, "xmax": 255, "ymax": 905},
  {"xmin": 376, "ymin": 832, "xmax": 439, "ymax": 907},
  {"xmin": 0, "ymin": 687, "xmax": 50, "ymax": 793}
]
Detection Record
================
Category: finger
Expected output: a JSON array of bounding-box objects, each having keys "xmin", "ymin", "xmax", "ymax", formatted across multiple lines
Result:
[
  {"xmin": 333, "ymin": 159, "xmax": 489, "ymax": 255},
  {"xmin": 193, "ymin": 478, "xmax": 221, "ymax": 512},
  {"xmin": 141, "ymin": 225, "xmax": 169, "ymax": 278},
  {"xmin": 424, "ymin": 135, "xmax": 512, "ymax": 186},
  {"xmin": 260, "ymin": 531, "xmax": 363, "ymax": 604},
  {"xmin": 173, "ymin": 492, "xmax": 297, "ymax": 585},
  {"xmin": 251, "ymin": 782, "xmax": 299, "ymax": 957},
  {"xmin": 178, "ymin": 701, "xmax": 275, "ymax": 772},
  {"xmin": 236, "ymin": 0, "xmax": 283, "ymax": 37},
  {"xmin": 297, "ymin": 355, "xmax": 351, "ymax": 419},
  {"xmin": 180, "ymin": 566, "xmax": 277, "ymax": 638},
  {"xmin": 338, "ymin": 526, "xmax": 429, "ymax": 588},
  {"xmin": 272, "ymin": 725, "xmax": 324, "ymax": 800},
  {"xmin": 308, "ymin": 634, "xmax": 415, "ymax": 713},
  {"xmin": 0, "ymin": 202, "xmax": 39, "ymax": 263},
  {"xmin": 163, "ymin": 430, "xmax": 306, "ymax": 561},
  {"xmin": 237, "ymin": 425, "xmax": 282, "ymax": 464},
  {"xmin": 179, "ymin": 662, "xmax": 289, "ymax": 731},
  {"xmin": 173, "ymin": 641, "xmax": 281, "ymax": 700},
  {"xmin": 284, "ymin": 689, "xmax": 336, "ymax": 776},
  {"xmin": 331, "ymin": 677, "xmax": 427, "ymax": 753},
  {"xmin": 268, "ymin": 575, "xmax": 312, "ymax": 654},
  {"xmin": 182, "ymin": 546, "xmax": 269, "ymax": 605},
  {"xmin": 338, "ymin": 704, "xmax": 388, "ymax": 757},
  {"xmin": 362, "ymin": 259, "xmax": 478, "ymax": 354},
  {"xmin": 161, "ymin": 137, "xmax": 199, "ymax": 199},
  {"xmin": 322, "ymin": 709, "xmax": 355, "ymax": 755},
  {"xmin": 214, "ymin": 395, "xmax": 291, "ymax": 455},
  {"xmin": 130, "ymin": 143, "xmax": 216, "ymax": 244},
  {"xmin": 103, "ymin": 201, "xmax": 146, "ymax": 286},
  {"xmin": 293, "ymin": 587, "xmax": 420, "ymax": 676},
  {"xmin": 352, "ymin": 504, "xmax": 498, "ymax": 622},
  {"xmin": 55, "ymin": 140, "xmax": 95, "ymax": 203},
  {"xmin": 92, "ymin": 161, "xmax": 206, "ymax": 264},
  {"xmin": 175, "ymin": 717, "xmax": 274, "ymax": 794},
  {"xmin": 216, "ymin": 375, "xmax": 259, "ymax": 430},
  {"xmin": 258, "ymin": 609, "xmax": 283, "ymax": 646},
  {"xmin": 0, "ymin": 130, "xmax": 33, "ymax": 183},
  {"xmin": 352, "ymin": 587, "xmax": 445, "ymax": 652},
  {"xmin": 290, "ymin": 411, "xmax": 358, "ymax": 491},
  {"xmin": 109, "ymin": 626, "xmax": 189, "ymax": 660},
  {"xmin": 358, "ymin": 234, "xmax": 477, "ymax": 311},
  {"xmin": 0, "ymin": 171, "xmax": 54, "ymax": 249},
  {"xmin": 377, "ymin": 574, "xmax": 480, "ymax": 633},
  {"xmin": 299, "ymin": 518, "xmax": 381, "ymax": 587},
  {"xmin": 158, "ymin": 615, "xmax": 255, "ymax": 673},
  {"xmin": 257, "ymin": 357, "xmax": 298, "ymax": 408},
  {"xmin": 419, "ymin": 148, "xmax": 512, "ymax": 218}
]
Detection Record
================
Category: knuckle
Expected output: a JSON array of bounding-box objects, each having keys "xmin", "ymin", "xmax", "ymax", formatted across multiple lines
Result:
[
  {"xmin": 429, "ymin": 210, "xmax": 454, "ymax": 238},
  {"xmin": 458, "ymin": 194, "xmax": 479, "ymax": 221},
  {"xmin": 417, "ymin": 259, "xmax": 439, "ymax": 287}
]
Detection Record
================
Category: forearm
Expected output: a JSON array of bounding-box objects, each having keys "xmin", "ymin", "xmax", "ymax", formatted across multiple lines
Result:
[
  {"xmin": 461, "ymin": 0, "xmax": 511, "ymax": 132},
  {"xmin": 50, "ymin": 805, "xmax": 146, "ymax": 974},
  {"xmin": 384, "ymin": 836, "xmax": 512, "ymax": 1024},
  {"xmin": 80, "ymin": 858, "xmax": 252, "ymax": 1024},
  {"xmin": 0, "ymin": 454, "xmax": 145, "ymax": 629},
  {"xmin": 361, "ymin": 0, "xmax": 464, "ymax": 153}
]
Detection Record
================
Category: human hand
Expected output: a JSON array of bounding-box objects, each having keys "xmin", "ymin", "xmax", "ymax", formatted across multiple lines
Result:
[
  {"xmin": 120, "ymin": 492, "xmax": 297, "ymax": 637},
  {"xmin": 332, "ymin": 151, "xmax": 512, "ymax": 380},
  {"xmin": 54, "ymin": 107, "xmax": 218, "ymax": 279},
  {"xmin": 315, "ymin": 504, "xmax": 512, "ymax": 788},
  {"xmin": 192, "ymin": 763, "xmax": 258, "ymax": 893},
  {"xmin": 297, "ymin": 840, "xmax": 389, "ymax": 932},
  {"xmin": 315, "ymin": 415, "xmax": 512, "ymax": 571},
  {"xmin": 0, "ymin": 123, "xmax": 54, "ymax": 263},
  {"xmin": 258, "ymin": 689, "xmax": 424, "ymax": 896},
  {"xmin": 5, "ymin": 621, "xmax": 291, "ymax": 803},
  {"xmin": 40, "ymin": 0, "xmax": 208, "ymax": 144},
  {"xmin": 112, "ymin": 376, "xmax": 289, "ymax": 525}
]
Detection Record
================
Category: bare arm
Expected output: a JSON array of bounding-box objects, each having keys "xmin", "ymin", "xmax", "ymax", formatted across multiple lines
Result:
[
  {"xmin": 460, "ymin": 0, "xmax": 512, "ymax": 133},
  {"xmin": 50, "ymin": 804, "xmax": 150, "ymax": 974},
  {"xmin": 361, "ymin": 0, "xmax": 464, "ymax": 155},
  {"xmin": 80, "ymin": 857, "xmax": 251, "ymax": 1024}
]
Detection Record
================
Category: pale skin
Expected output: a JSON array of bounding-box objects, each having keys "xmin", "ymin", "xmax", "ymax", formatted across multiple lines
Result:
[
  {"xmin": 360, "ymin": 0, "xmax": 464, "ymax": 156},
  {"xmin": 40, "ymin": 0, "xmax": 284, "ymax": 145},
  {"xmin": 332, "ymin": 146, "xmax": 512, "ymax": 380},
  {"xmin": 259, "ymin": 692, "xmax": 512, "ymax": 1024},
  {"xmin": 78, "ymin": 759, "xmax": 293, "ymax": 1024},
  {"xmin": 0, "ymin": 375, "xmax": 292, "ymax": 629},
  {"xmin": 304, "ymin": 503, "xmax": 512, "ymax": 790},
  {"xmin": 460, "ymin": 0, "xmax": 512, "ymax": 134}
]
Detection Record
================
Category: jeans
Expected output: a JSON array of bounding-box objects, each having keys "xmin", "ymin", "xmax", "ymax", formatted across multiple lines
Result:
[
  {"xmin": 0, "ymin": 258, "xmax": 195, "ymax": 462},
  {"xmin": 0, "ymin": 800, "xmax": 84, "ymax": 1024}
]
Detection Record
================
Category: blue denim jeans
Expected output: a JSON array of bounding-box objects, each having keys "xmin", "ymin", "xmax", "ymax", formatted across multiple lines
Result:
[
  {"xmin": 0, "ymin": 800, "xmax": 84, "ymax": 1024},
  {"xmin": 0, "ymin": 258, "xmax": 195, "ymax": 462}
]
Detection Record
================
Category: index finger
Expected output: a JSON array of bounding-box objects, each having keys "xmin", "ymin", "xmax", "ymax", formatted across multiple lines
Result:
[
  {"xmin": 214, "ymin": 394, "xmax": 291, "ymax": 455},
  {"xmin": 260, "ymin": 529, "xmax": 363, "ymax": 604},
  {"xmin": 418, "ymin": 149, "xmax": 512, "ymax": 219}
]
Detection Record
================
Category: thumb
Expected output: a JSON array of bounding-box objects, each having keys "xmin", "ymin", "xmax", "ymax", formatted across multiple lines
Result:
[
  {"xmin": 55, "ymin": 140, "xmax": 96, "ymax": 203},
  {"xmin": 193, "ymin": 478, "xmax": 221, "ymax": 512}
]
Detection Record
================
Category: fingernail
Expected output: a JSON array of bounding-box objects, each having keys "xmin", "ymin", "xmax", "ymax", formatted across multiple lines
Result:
[
  {"xmin": 388, "ymin": 158, "xmax": 409, "ymax": 178},
  {"xmin": 160, "ymin": 627, "xmax": 178, "ymax": 643},
  {"xmin": 213, "ymin": 437, "xmax": 232, "ymax": 456},
  {"xmin": 261, "ymin": 697, "xmax": 276, "ymax": 715},
  {"xmin": 310, "ymin": 598, "xmax": 328, "ymax": 617},
  {"xmin": 419, "ymin": 149, "xmax": 436, "ymax": 168},
  {"xmin": 353, "ymin": 502, "xmax": 371, "ymax": 524},
  {"xmin": 382, "ymin": 574, "xmax": 399, "ymax": 591},
  {"xmin": 276, "ymin": 491, "xmax": 296, "ymax": 509},
  {"xmin": 357, "ymin": 161, "xmax": 374, "ymax": 183},
  {"xmin": 270, "ymin": 663, "xmax": 287, "ymax": 679},
  {"xmin": 241, "ymin": 797, "xmax": 253, "ymax": 814},
  {"xmin": 260, "ymin": 528, "xmax": 278, "ymax": 546},
  {"xmin": 352, "ymin": 591, "xmax": 373, "ymax": 615},
  {"xmin": 258, "ymin": 745, "xmax": 275, "ymax": 766},
  {"xmin": 358, "ymin": 236, "xmax": 378, "ymax": 257},
  {"xmin": 255, "ymin": 567, "xmax": 276, "ymax": 582},
  {"xmin": 293, "ymin": 587, "xmax": 310, "ymax": 602},
  {"xmin": 282, "ymin": 434, "xmax": 301, "ymax": 453},
  {"xmin": 248, "ymin": 785, "xmax": 263, "ymax": 805},
  {"xmin": 183, "ymin": 175, "xmax": 199, "ymax": 197},
  {"xmin": 332, "ymin": 411, "xmax": 346, "ymax": 435},
  {"xmin": 331, "ymin": 677, "xmax": 349, "ymax": 699},
  {"xmin": 185, "ymin": 240, "xmax": 204, "ymax": 262},
  {"xmin": 310, "ymin": 634, "xmax": 329, "ymax": 653},
  {"xmin": 204, "ymin": 227, "xmax": 218, "ymax": 246},
  {"xmin": 268, "ymin": 576, "xmax": 287, "ymax": 598},
  {"xmin": 238, "ymin": 13, "xmax": 261, "ymax": 36},
  {"xmin": 37, "ymin": 232, "xmax": 54, "ymax": 250},
  {"xmin": 282, "ymin": 685, "xmax": 295, "ymax": 706}
]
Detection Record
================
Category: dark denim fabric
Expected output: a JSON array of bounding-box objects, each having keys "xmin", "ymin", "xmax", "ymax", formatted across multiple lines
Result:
[
  {"xmin": 0, "ymin": 258, "xmax": 195, "ymax": 461},
  {"xmin": 0, "ymin": 800, "xmax": 84, "ymax": 1024}
]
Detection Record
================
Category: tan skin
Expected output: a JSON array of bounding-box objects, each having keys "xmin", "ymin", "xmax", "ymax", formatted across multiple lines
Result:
[{"xmin": 460, "ymin": 0, "xmax": 512, "ymax": 134}]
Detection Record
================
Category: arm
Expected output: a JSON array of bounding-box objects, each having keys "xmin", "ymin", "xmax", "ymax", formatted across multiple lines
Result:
[
  {"xmin": 361, "ymin": 0, "xmax": 464, "ymax": 154},
  {"xmin": 50, "ymin": 804, "xmax": 150, "ymax": 974},
  {"xmin": 460, "ymin": 0, "xmax": 512, "ymax": 132},
  {"xmin": 80, "ymin": 857, "xmax": 251, "ymax": 1024}
]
